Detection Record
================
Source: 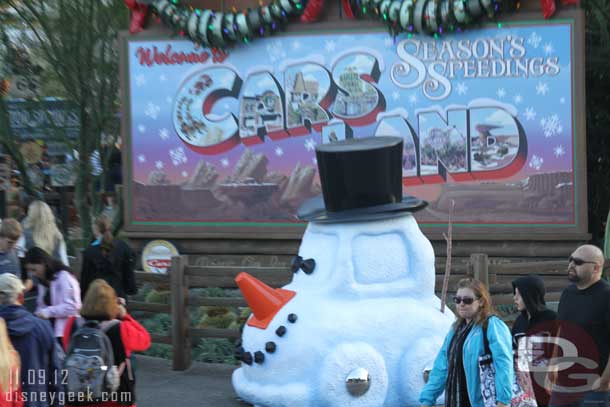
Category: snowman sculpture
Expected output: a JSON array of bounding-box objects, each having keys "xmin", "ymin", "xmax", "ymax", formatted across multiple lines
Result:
[{"xmin": 232, "ymin": 136, "xmax": 455, "ymax": 407}]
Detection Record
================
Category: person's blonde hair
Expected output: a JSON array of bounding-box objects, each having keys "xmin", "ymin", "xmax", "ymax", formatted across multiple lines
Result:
[
  {"xmin": 81, "ymin": 279, "xmax": 119, "ymax": 320},
  {"xmin": 0, "ymin": 218, "xmax": 22, "ymax": 240},
  {"xmin": 94, "ymin": 215, "xmax": 114, "ymax": 256},
  {"xmin": 0, "ymin": 318, "xmax": 20, "ymax": 393},
  {"xmin": 454, "ymin": 278, "xmax": 496, "ymax": 326},
  {"xmin": 23, "ymin": 200, "xmax": 64, "ymax": 255}
]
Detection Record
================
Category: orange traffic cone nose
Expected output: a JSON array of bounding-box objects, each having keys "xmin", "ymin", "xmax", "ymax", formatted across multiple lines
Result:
[{"xmin": 236, "ymin": 272, "xmax": 296, "ymax": 329}]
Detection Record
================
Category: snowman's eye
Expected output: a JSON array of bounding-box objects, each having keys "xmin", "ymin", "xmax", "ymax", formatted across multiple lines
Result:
[{"xmin": 352, "ymin": 232, "xmax": 408, "ymax": 284}]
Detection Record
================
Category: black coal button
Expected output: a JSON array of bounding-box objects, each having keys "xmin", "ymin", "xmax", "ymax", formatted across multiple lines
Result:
[
  {"xmin": 254, "ymin": 351, "xmax": 265, "ymax": 364},
  {"xmin": 265, "ymin": 341, "xmax": 277, "ymax": 353},
  {"xmin": 242, "ymin": 351, "xmax": 253, "ymax": 365},
  {"xmin": 276, "ymin": 325, "xmax": 287, "ymax": 337}
]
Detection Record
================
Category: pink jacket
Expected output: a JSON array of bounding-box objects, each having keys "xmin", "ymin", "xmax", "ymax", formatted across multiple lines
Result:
[{"xmin": 35, "ymin": 270, "xmax": 82, "ymax": 337}]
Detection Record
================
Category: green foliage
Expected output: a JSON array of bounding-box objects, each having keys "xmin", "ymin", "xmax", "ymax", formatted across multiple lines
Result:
[
  {"xmin": 197, "ymin": 310, "xmax": 238, "ymax": 329},
  {"xmin": 1, "ymin": 0, "xmax": 128, "ymax": 245},
  {"xmin": 144, "ymin": 289, "xmax": 171, "ymax": 304},
  {"xmin": 192, "ymin": 339, "xmax": 237, "ymax": 364},
  {"xmin": 140, "ymin": 313, "xmax": 172, "ymax": 335},
  {"xmin": 142, "ymin": 343, "xmax": 173, "ymax": 359},
  {"xmin": 582, "ymin": 0, "xmax": 610, "ymax": 246},
  {"xmin": 495, "ymin": 303, "xmax": 517, "ymax": 317},
  {"xmin": 189, "ymin": 287, "xmax": 226, "ymax": 297}
]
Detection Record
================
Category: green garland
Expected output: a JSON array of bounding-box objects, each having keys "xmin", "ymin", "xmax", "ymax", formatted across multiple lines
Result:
[
  {"xmin": 151, "ymin": 0, "xmax": 516, "ymax": 49},
  {"xmin": 151, "ymin": 0, "xmax": 305, "ymax": 49}
]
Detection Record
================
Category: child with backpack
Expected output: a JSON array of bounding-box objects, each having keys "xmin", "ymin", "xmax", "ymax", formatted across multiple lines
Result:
[{"xmin": 62, "ymin": 279, "xmax": 150, "ymax": 407}]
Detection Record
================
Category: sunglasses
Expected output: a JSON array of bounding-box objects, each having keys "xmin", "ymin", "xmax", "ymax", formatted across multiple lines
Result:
[
  {"xmin": 568, "ymin": 256, "xmax": 597, "ymax": 266},
  {"xmin": 453, "ymin": 296, "xmax": 477, "ymax": 305}
]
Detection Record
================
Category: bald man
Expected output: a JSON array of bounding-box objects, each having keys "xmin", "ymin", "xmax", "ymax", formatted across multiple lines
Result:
[{"xmin": 550, "ymin": 245, "xmax": 610, "ymax": 407}]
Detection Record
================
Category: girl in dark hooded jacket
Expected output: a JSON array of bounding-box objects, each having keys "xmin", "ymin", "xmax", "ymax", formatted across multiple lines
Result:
[{"xmin": 512, "ymin": 275, "xmax": 558, "ymax": 407}]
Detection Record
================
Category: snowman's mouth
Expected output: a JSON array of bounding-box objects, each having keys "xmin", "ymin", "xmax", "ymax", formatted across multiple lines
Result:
[{"xmin": 236, "ymin": 312, "xmax": 298, "ymax": 366}]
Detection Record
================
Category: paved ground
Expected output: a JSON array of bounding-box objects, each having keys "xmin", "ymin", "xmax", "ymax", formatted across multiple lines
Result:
[{"xmin": 136, "ymin": 356, "xmax": 247, "ymax": 407}]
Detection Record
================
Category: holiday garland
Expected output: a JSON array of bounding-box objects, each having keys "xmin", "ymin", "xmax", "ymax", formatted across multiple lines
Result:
[
  {"xmin": 136, "ymin": 0, "xmax": 517, "ymax": 48},
  {"xmin": 149, "ymin": 0, "xmax": 306, "ymax": 48}
]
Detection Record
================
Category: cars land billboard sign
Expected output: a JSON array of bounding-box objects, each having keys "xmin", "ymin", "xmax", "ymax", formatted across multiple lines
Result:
[{"xmin": 124, "ymin": 20, "xmax": 582, "ymax": 236}]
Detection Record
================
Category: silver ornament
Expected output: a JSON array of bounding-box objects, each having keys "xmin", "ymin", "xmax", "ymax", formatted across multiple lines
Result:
[{"xmin": 345, "ymin": 367, "xmax": 371, "ymax": 397}]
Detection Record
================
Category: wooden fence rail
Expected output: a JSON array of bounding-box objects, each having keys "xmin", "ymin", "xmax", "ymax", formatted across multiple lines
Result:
[{"xmin": 129, "ymin": 253, "xmax": 610, "ymax": 371}]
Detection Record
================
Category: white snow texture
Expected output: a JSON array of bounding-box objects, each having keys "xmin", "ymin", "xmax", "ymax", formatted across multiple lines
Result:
[{"xmin": 232, "ymin": 214, "xmax": 455, "ymax": 407}]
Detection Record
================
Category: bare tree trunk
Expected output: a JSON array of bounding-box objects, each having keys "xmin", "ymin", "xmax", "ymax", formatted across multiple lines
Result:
[
  {"xmin": 0, "ymin": 98, "xmax": 36, "ymax": 196},
  {"xmin": 440, "ymin": 200, "xmax": 455, "ymax": 313},
  {"xmin": 75, "ymin": 153, "xmax": 92, "ymax": 245}
]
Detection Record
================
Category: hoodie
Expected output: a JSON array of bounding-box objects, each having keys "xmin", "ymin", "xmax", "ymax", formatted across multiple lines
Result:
[
  {"xmin": 0, "ymin": 304, "xmax": 61, "ymax": 407},
  {"xmin": 511, "ymin": 275, "xmax": 557, "ymax": 343},
  {"xmin": 511, "ymin": 275, "xmax": 557, "ymax": 407}
]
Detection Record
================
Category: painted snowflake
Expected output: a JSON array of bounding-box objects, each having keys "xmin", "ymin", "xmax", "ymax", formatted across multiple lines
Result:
[
  {"xmin": 523, "ymin": 107, "xmax": 536, "ymax": 121},
  {"xmin": 496, "ymin": 88, "xmax": 506, "ymax": 99},
  {"xmin": 169, "ymin": 147, "xmax": 188, "ymax": 166},
  {"xmin": 145, "ymin": 102, "xmax": 161, "ymax": 120},
  {"xmin": 543, "ymin": 42, "xmax": 554, "ymax": 55},
  {"xmin": 529, "ymin": 155, "xmax": 544, "ymax": 170},
  {"xmin": 456, "ymin": 82, "xmax": 468, "ymax": 95},
  {"xmin": 536, "ymin": 82, "xmax": 549, "ymax": 96},
  {"xmin": 527, "ymin": 32, "xmax": 542, "ymax": 48},
  {"xmin": 275, "ymin": 146, "xmax": 284, "ymax": 157},
  {"xmin": 513, "ymin": 94, "xmax": 523, "ymax": 105},
  {"xmin": 221, "ymin": 158, "xmax": 230, "ymax": 167},
  {"xmin": 392, "ymin": 91, "xmax": 400, "ymax": 101},
  {"xmin": 409, "ymin": 94, "xmax": 418, "ymax": 105},
  {"xmin": 266, "ymin": 40, "xmax": 287, "ymax": 62},
  {"xmin": 540, "ymin": 114, "xmax": 562, "ymax": 138},
  {"xmin": 182, "ymin": 171, "xmax": 189, "ymax": 177},
  {"xmin": 155, "ymin": 160, "xmax": 164, "ymax": 170},
  {"xmin": 325, "ymin": 40, "xmax": 337, "ymax": 52},
  {"xmin": 137, "ymin": 154, "xmax": 146, "ymax": 163},
  {"xmin": 304, "ymin": 138, "xmax": 317, "ymax": 152},
  {"xmin": 135, "ymin": 74, "xmax": 146, "ymax": 87},
  {"xmin": 553, "ymin": 145, "xmax": 565, "ymax": 157},
  {"xmin": 138, "ymin": 125, "xmax": 146, "ymax": 133},
  {"xmin": 159, "ymin": 128, "xmax": 170, "ymax": 140}
]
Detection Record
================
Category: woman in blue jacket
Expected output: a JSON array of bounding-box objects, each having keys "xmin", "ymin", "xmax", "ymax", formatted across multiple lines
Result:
[{"xmin": 420, "ymin": 278, "xmax": 514, "ymax": 407}]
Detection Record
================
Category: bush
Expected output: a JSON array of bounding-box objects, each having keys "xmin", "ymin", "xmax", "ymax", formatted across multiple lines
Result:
[
  {"xmin": 141, "ymin": 313, "xmax": 172, "ymax": 335},
  {"xmin": 142, "ymin": 343, "xmax": 172, "ymax": 359},
  {"xmin": 144, "ymin": 289, "xmax": 171, "ymax": 304},
  {"xmin": 192, "ymin": 338, "xmax": 237, "ymax": 364}
]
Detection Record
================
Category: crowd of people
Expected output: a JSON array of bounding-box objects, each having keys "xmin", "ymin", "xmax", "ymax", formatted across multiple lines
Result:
[
  {"xmin": 0, "ymin": 200, "xmax": 150, "ymax": 407},
  {"xmin": 0, "ymin": 200, "xmax": 609, "ymax": 407},
  {"xmin": 420, "ymin": 244, "xmax": 610, "ymax": 407}
]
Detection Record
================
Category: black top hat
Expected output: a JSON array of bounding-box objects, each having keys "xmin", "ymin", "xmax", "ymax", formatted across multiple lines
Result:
[{"xmin": 297, "ymin": 136, "xmax": 427, "ymax": 223}]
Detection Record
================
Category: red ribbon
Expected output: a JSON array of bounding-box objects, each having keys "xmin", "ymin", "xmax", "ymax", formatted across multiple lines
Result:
[
  {"xmin": 300, "ymin": 0, "xmax": 326, "ymax": 22},
  {"xmin": 541, "ymin": 0, "xmax": 556, "ymax": 18},
  {"xmin": 124, "ymin": 0, "xmax": 149, "ymax": 33},
  {"xmin": 341, "ymin": 0, "xmax": 355, "ymax": 18},
  {"xmin": 560, "ymin": 0, "xmax": 578, "ymax": 5}
]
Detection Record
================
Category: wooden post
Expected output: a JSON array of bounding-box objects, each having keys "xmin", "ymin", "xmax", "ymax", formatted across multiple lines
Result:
[
  {"xmin": 171, "ymin": 255, "xmax": 191, "ymax": 370},
  {"xmin": 470, "ymin": 253, "xmax": 489, "ymax": 288}
]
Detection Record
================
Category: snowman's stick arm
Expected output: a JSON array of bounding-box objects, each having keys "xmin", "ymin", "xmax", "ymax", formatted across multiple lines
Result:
[{"xmin": 440, "ymin": 200, "xmax": 455, "ymax": 313}]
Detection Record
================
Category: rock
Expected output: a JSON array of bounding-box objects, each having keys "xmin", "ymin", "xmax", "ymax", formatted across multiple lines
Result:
[
  {"xmin": 280, "ymin": 163, "xmax": 317, "ymax": 205},
  {"xmin": 148, "ymin": 170, "xmax": 170, "ymax": 185},
  {"xmin": 185, "ymin": 160, "xmax": 218, "ymax": 188},
  {"xmin": 229, "ymin": 149, "xmax": 269, "ymax": 182}
]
